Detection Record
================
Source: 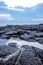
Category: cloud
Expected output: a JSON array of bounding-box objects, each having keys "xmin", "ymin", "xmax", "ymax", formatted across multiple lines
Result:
[
  {"xmin": 1, "ymin": 0, "xmax": 43, "ymax": 8},
  {"xmin": 8, "ymin": 7, "xmax": 25, "ymax": 12},
  {"xmin": 0, "ymin": 1, "xmax": 24, "ymax": 12},
  {"xmin": 32, "ymin": 18, "xmax": 43, "ymax": 21},
  {"xmin": 1, "ymin": 0, "xmax": 43, "ymax": 12},
  {"xmin": 0, "ymin": 6, "xmax": 24, "ymax": 12},
  {"xmin": 0, "ymin": 0, "xmax": 43, "ymax": 25},
  {"xmin": 0, "ymin": 14, "xmax": 14, "ymax": 20}
]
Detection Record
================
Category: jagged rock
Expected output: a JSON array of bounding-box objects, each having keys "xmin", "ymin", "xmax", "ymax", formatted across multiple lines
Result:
[
  {"xmin": 37, "ymin": 25, "xmax": 43, "ymax": 31},
  {"xmin": 0, "ymin": 49, "xmax": 21, "ymax": 65},
  {"xmin": 0, "ymin": 24, "xmax": 43, "ymax": 44},
  {"xmin": 20, "ymin": 33, "xmax": 35, "ymax": 42},
  {"xmin": 30, "ymin": 31, "xmax": 37, "ymax": 36},
  {"xmin": 38, "ymin": 51, "xmax": 43, "ymax": 63},
  {"xmin": 0, "ymin": 44, "xmax": 18, "ymax": 57},
  {"xmin": 17, "ymin": 30, "xmax": 25, "ymax": 36},
  {"xmin": 16, "ymin": 54, "xmax": 42, "ymax": 65},
  {"xmin": 35, "ymin": 32, "xmax": 43, "ymax": 37},
  {"xmin": 0, "ymin": 45, "xmax": 42, "ymax": 65},
  {"xmin": 20, "ymin": 25, "xmax": 38, "ymax": 31},
  {"xmin": 25, "ymin": 30, "xmax": 31, "ymax": 34},
  {"xmin": 0, "ymin": 24, "xmax": 43, "ymax": 65},
  {"xmin": 8, "ymin": 43, "xmax": 18, "ymax": 48},
  {"xmin": 32, "ymin": 47, "xmax": 43, "ymax": 64},
  {"xmin": 0, "ymin": 31, "xmax": 5, "ymax": 34},
  {"xmin": 4, "ymin": 31, "xmax": 17, "ymax": 35},
  {"xmin": 35, "ymin": 38, "xmax": 43, "ymax": 44},
  {"xmin": 15, "ymin": 46, "xmax": 42, "ymax": 65}
]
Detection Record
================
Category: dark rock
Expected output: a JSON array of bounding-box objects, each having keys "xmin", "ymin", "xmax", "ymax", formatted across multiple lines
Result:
[
  {"xmin": 20, "ymin": 33, "xmax": 34, "ymax": 41},
  {"xmin": 25, "ymin": 30, "xmax": 31, "ymax": 35},
  {"xmin": 30, "ymin": 31, "xmax": 37, "ymax": 36},
  {"xmin": 0, "ymin": 45, "xmax": 18, "ymax": 57},
  {"xmin": 8, "ymin": 43, "xmax": 18, "ymax": 48},
  {"xmin": 37, "ymin": 25, "xmax": 43, "ymax": 31},
  {"xmin": 20, "ymin": 33, "xmax": 29, "ymax": 40},
  {"xmin": 0, "ymin": 24, "xmax": 43, "ymax": 65},
  {"xmin": 32, "ymin": 47, "xmax": 43, "ymax": 64},
  {"xmin": 35, "ymin": 32, "xmax": 43, "ymax": 37},
  {"xmin": 2, "ymin": 49, "xmax": 21, "ymax": 65},
  {"xmin": 20, "ymin": 25, "xmax": 38, "ymax": 31},
  {"xmin": 0, "ymin": 25, "xmax": 43, "ymax": 44},
  {"xmin": 5, "ymin": 31, "xmax": 17, "ymax": 35},
  {"xmin": 0, "ymin": 45, "xmax": 42, "ymax": 65},
  {"xmin": 17, "ymin": 30, "xmax": 25, "ymax": 36},
  {"xmin": 35, "ymin": 38, "xmax": 43, "ymax": 44},
  {"xmin": 15, "ymin": 46, "xmax": 42, "ymax": 65},
  {"xmin": 0, "ymin": 31, "xmax": 5, "ymax": 34}
]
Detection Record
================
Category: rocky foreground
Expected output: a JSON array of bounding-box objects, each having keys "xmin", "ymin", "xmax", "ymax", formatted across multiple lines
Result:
[{"xmin": 0, "ymin": 24, "xmax": 43, "ymax": 65}]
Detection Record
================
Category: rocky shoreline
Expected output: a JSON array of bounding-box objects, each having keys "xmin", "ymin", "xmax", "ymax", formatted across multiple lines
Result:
[
  {"xmin": 0, "ymin": 24, "xmax": 43, "ymax": 44},
  {"xmin": 0, "ymin": 24, "xmax": 43, "ymax": 65}
]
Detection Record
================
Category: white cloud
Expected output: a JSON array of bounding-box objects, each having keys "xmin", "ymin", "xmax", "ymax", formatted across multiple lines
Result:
[
  {"xmin": 8, "ymin": 7, "xmax": 24, "ymax": 12},
  {"xmin": 0, "ymin": 2, "xmax": 24, "ymax": 11},
  {"xmin": 1, "ymin": 0, "xmax": 43, "ymax": 8},
  {"xmin": 32, "ymin": 18, "xmax": 43, "ymax": 21},
  {"xmin": 1, "ymin": 0, "xmax": 43, "ymax": 11},
  {"xmin": 0, "ymin": 14, "xmax": 14, "ymax": 20}
]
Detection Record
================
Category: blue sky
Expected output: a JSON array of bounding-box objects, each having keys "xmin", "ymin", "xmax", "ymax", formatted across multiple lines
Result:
[{"xmin": 0, "ymin": 0, "xmax": 43, "ymax": 25}]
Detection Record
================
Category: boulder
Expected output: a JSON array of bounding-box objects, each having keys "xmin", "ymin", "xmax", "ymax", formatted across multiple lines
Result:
[
  {"xmin": 15, "ymin": 45, "xmax": 42, "ymax": 65},
  {"xmin": 0, "ymin": 45, "xmax": 43, "ymax": 65},
  {"xmin": 35, "ymin": 38, "xmax": 43, "ymax": 44},
  {"xmin": 0, "ymin": 44, "xmax": 18, "ymax": 57},
  {"xmin": 32, "ymin": 47, "xmax": 43, "ymax": 64}
]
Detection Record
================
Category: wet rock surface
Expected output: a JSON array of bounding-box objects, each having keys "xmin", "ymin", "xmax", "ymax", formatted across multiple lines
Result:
[
  {"xmin": 0, "ymin": 45, "xmax": 43, "ymax": 65},
  {"xmin": 0, "ymin": 44, "xmax": 18, "ymax": 58},
  {"xmin": 0, "ymin": 24, "xmax": 43, "ymax": 65},
  {"xmin": 15, "ymin": 46, "xmax": 42, "ymax": 65},
  {"xmin": 0, "ymin": 24, "xmax": 43, "ymax": 44}
]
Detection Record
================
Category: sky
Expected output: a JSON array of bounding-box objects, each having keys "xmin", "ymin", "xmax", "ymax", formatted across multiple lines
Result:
[{"xmin": 0, "ymin": 0, "xmax": 43, "ymax": 25}]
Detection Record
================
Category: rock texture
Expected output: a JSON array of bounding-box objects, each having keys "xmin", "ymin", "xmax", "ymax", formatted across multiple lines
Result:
[
  {"xmin": 0, "ymin": 24, "xmax": 43, "ymax": 44},
  {"xmin": 0, "ymin": 44, "xmax": 43, "ymax": 65},
  {"xmin": 0, "ymin": 24, "xmax": 43, "ymax": 65}
]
